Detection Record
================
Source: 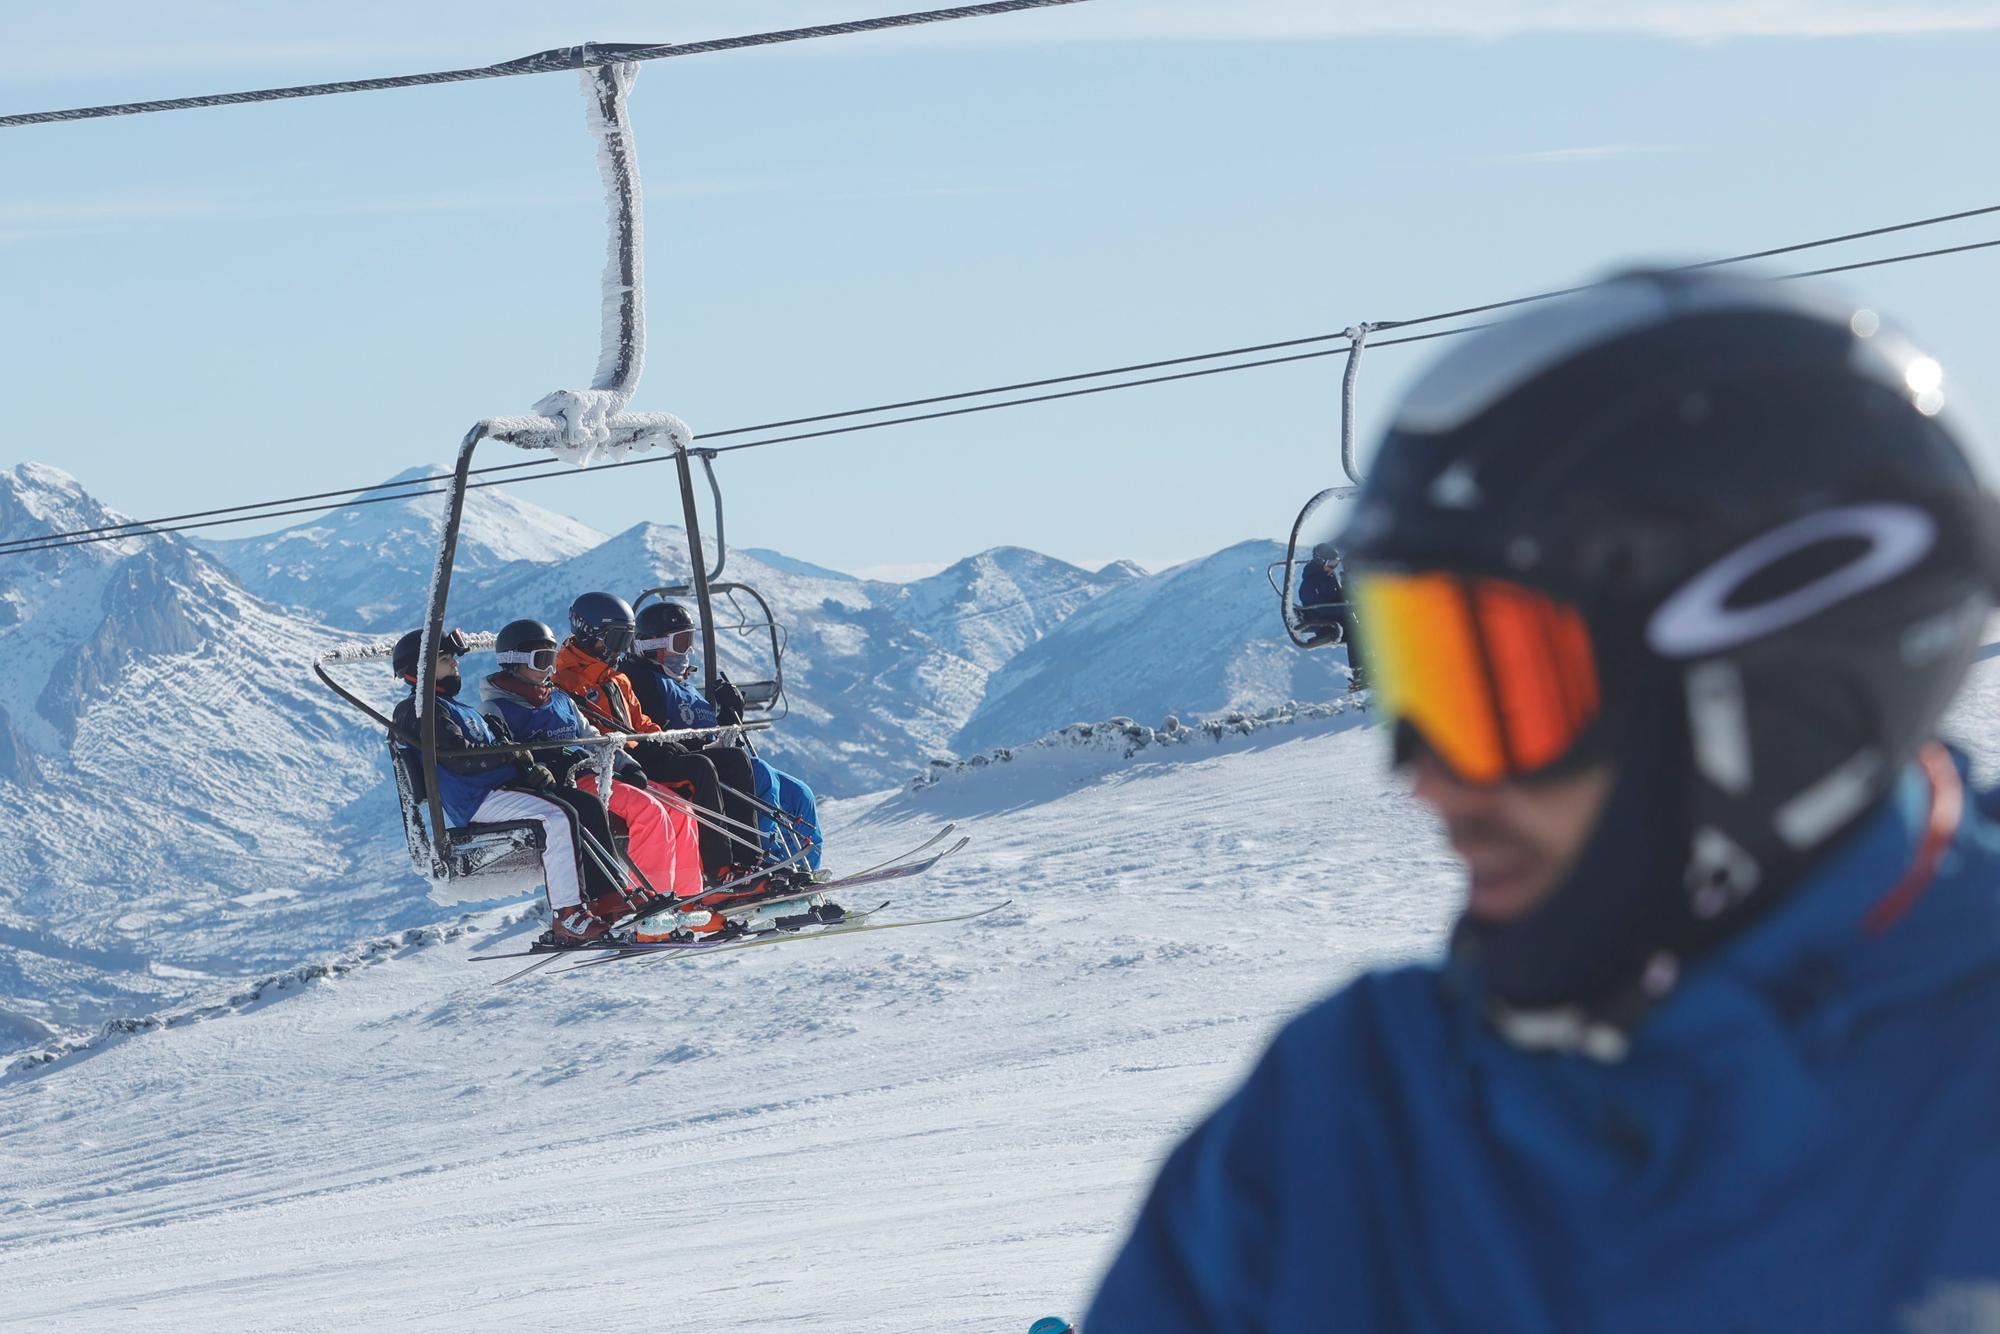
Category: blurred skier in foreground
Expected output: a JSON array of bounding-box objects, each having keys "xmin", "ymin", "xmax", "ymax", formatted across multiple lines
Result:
[{"xmin": 1089, "ymin": 269, "xmax": 2000, "ymax": 1331}]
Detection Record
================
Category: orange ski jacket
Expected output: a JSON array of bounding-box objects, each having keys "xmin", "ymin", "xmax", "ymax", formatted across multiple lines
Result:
[{"xmin": 552, "ymin": 641, "xmax": 660, "ymax": 738}]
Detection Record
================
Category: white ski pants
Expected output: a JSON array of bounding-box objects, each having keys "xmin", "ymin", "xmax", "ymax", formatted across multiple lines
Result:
[{"xmin": 468, "ymin": 787, "xmax": 585, "ymax": 910}]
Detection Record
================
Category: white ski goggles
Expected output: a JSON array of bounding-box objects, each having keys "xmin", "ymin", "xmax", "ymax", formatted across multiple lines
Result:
[
  {"xmin": 634, "ymin": 630, "xmax": 695, "ymax": 654},
  {"xmin": 496, "ymin": 647, "xmax": 559, "ymax": 670}
]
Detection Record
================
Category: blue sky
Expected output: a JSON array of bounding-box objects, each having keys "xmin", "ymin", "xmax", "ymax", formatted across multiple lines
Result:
[{"xmin": 5, "ymin": 2, "xmax": 2000, "ymax": 578}]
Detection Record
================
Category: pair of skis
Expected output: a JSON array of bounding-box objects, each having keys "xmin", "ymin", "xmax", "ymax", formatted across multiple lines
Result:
[
  {"xmin": 544, "ymin": 896, "xmax": 1013, "ymax": 975},
  {"xmin": 473, "ymin": 823, "xmax": 989, "ymax": 984}
]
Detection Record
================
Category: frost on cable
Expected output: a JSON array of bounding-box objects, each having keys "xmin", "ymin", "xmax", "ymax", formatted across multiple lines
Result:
[{"xmin": 530, "ymin": 59, "xmax": 656, "ymax": 469}]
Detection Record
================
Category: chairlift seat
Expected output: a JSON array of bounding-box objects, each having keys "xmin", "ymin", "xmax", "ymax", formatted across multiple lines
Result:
[
  {"xmin": 388, "ymin": 739, "xmax": 547, "ymax": 881},
  {"xmin": 734, "ymin": 678, "xmax": 781, "ymax": 710}
]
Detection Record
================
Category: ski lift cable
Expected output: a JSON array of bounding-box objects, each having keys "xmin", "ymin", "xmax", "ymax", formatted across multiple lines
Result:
[
  {"xmin": 6, "ymin": 232, "xmax": 1999, "ymax": 558},
  {"xmin": 8, "ymin": 197, "xmax": 2000, "ymax": 554},
  {"xmin": 0, "ymin": 327, "xmax": 1380, "ymax": 554},
  {"xmin": 0, "ymin": 0, "xmax": 1095, "ymax": 130},
  {"xmin": 1367, "ymin": 200, "xmax": 2000, "ymax": 332}
]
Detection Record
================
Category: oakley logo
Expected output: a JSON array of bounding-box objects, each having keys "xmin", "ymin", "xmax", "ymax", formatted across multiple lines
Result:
[
  {"xmin": 1648, "ymin": 503, "xmax": 1936, "ymax": 658},
  {"xmin": 1427, "ymin": 458, "xmax": 1484, "ymax": 510}
]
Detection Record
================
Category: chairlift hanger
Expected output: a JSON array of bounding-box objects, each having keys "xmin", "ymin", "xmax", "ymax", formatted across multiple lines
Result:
[
  {"xmin": 1274, "ymin": 325, "xmax": 1372, "ymax": 650},
  {"xmin": 309, "ymin": 57, "xmax": 752, "ymax": 880}
]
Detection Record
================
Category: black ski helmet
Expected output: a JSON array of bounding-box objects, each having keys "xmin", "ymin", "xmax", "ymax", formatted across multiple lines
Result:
[
  {"xmin": 568, "ymin": 591, "xmax": 636, "ymax": 662},
  {"xmin": 391, "ymin": 629, "xmax": 424, "ymax": 681},
  {"xmin": 495, "ymin": 618, "xmax": 559, "ymax": 656},
  {"xmin": 391, "ymin": 626, "xmax": 471, "ymax": 681},
  {"xmin": 634, "ymin": 600, "xmax": 695, "ymax": 652},
  {"xmin": 1342, "ymin": 267, "xmax": 2000, "ymax": 1031}
]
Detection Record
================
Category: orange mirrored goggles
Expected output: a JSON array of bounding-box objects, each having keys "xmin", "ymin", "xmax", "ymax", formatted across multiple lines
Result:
[{"xmin": 1352, "ymin": 570, "xmax": 1602, "ymax": 785}]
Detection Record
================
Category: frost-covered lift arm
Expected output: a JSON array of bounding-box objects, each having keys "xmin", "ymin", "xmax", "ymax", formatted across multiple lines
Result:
[{"xmin": 414, "ymin": 56, "xmax": 698, "ymax": 857}]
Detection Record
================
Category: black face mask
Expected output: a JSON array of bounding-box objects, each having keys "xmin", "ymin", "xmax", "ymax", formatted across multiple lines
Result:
[
  {"xmin": 434, "ymin": 675, "xmax": 462, "ymax": 699},
  {"xmin": 1449, "ymin": 680, "xmax": 1688, "ymax": 1013}
]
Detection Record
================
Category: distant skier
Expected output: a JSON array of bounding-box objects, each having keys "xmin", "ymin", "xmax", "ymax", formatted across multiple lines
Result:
[
  {"xmin": 477, "ymin": 617, "xmax": 709, "ymax": 914},
  {"xmin": 1295, "ymin": 542, "xmax": 1366, "ymax": 689},
  {"xmin": 624, "ymin": 599, "xmax": 826, "ymax": 871},
  {"xmin": 554, "ymin": 592, "xmax": 794, "ymax": 882},
  {"xmin": 388, "ymin": 626, "xmax": 637, "ymax": 948},
  {"xmin": 1088, "ymin": 270, "xmax": 2000, "ymax": 1330}
]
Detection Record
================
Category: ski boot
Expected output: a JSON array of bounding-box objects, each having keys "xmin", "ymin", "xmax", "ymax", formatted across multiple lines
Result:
[
  {"xmin": 536, "ymin": 905, "xmax": 615, "ymax": 950},
  {"xmin": 630, "ymin": 896, "xmax": 734, "ymax": 944}
]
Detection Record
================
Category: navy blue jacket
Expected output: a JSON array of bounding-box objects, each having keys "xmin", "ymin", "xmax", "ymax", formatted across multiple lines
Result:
[
  {"xmin": 390, "ymin": 690, "xmax": 523, "ymax": 827},
  {"xmin": 477, "ymin": 675, "xmax": 608, "ymax": 779},
  {"xmin": 623, "ymin": 655, "xmax": 716, "ymax": 732},
  {"xmin": 1089, "ymin": 758, "xmax": 2000, "ymax": 1332},
  {"xmin": 1297, "ymin": 561, "xmax": 1345, "ymax": 619}
]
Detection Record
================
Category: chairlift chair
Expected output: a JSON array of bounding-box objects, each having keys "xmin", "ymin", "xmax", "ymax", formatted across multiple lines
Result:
[{"xmin": 1272, "ymin": 323, "xmax": 1373, "ymax": 654}]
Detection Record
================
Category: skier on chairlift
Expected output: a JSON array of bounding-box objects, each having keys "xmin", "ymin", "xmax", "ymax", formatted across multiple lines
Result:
[
  {"xmin": 625, "ymin": 599, "xmax": 826, "ymax": 872},
  {"xmin": 1296, "ymin": 543, "xmax": 1349, "ymax": 646},
  {"xmin": 388, "ymin": 627, "xmax": 638, "ymax": 949},
  {"xmin": 554, "ymin": 592, "xmax": 801, "ymax": 887},
  {"xmin": 478, "ymin": 618, "xmax": 714, "ymax": 930},
  {"xmin": 1297, "ymin": 542, "xmax": 1367, "ymax": 689}
]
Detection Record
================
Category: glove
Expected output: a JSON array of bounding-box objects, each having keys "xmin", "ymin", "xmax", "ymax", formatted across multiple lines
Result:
[
  {"xmin": 648, "ymin": 737, "xmax": 689, "ymax": 756},
  {"xmin": 615, "ymin": 754, "xmax": 649, "ymax": 787},
  {"xmin": 518, "ymin": 761, "xmax": 557, "ymax": 791},
  {"xmin": 708, "ymin": 676, "xmax": 746, "ymax": 726}
]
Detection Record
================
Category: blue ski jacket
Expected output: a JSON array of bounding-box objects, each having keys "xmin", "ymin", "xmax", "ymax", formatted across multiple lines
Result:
[
  {"xmin": 623, "ymin": 655, "xmax": 717, "ymax": 731},
  {"xmin": 477, "ymin": 675, "xmax": 598, "ymax": 778},
  {"xmin": 1088, "ymin": 754, "xmax": 2000, "ymax": 1333},
  {"xmin": 390, "ymin": 690, "xmax": 523, "ymax": 828}
]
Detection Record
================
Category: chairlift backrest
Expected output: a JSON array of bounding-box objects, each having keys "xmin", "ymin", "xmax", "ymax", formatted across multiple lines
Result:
[{"xmin": 633, "ymin": 581, "xmax": 787, "ymax": 720}]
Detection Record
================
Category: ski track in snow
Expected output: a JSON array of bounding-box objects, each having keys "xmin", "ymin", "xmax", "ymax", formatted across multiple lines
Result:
[{"xmin": 0, "ymin": 716, "xmax": 1454, "ymax": 1331}]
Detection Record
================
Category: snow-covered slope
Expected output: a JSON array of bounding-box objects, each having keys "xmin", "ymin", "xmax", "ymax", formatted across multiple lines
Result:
[
  {"xmin": 202, "ymin": 466, "xmax": 606, "ymax": 632},
  {"xmin": 6, "ymin": 597, "xmax": 2000, "ymax": 1328},
  {"xmin": 955, "ymin": 538, "xmax": 1356, "ymax": 754},
  {"xmin": 0, "ymin": 707, "xmax": 1440, "ymax": 1331}
]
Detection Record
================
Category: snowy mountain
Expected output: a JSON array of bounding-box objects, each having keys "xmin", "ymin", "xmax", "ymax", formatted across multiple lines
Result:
[
  {"xmin": 955, "ymin": 539, "xmax": 1356, "ymax": 753},
  {"xmin": 0, "ymin": 464, "xmax": 400, "ymax": 1041},
  {"xmin": 201, "ymin": 466, "xmax": 606, "ymax": 632},
  {"xmin": 741, "ymin": 547, "xmax": 858, "ymax": 582}
]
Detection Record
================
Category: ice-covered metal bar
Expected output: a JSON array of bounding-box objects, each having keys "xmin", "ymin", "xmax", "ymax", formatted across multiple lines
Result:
[
  {"xmin": 1339, "ymin": 322, "xmax": 1373, "ymax": 488},
  {"xmin": 531, "ymin": 57, "xmax": 653, "ymax": 467}
]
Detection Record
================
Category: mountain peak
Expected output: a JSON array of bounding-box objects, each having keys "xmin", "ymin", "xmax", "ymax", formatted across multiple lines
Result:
[{"xmin": 201, "ymin": 463, "xmax": 609, "ymax": 632}]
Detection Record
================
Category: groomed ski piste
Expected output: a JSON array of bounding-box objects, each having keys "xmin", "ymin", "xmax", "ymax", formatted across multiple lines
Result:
[{"xmin": 5, "ymin": 651, "xmax": 1998, "ymax": 1331}]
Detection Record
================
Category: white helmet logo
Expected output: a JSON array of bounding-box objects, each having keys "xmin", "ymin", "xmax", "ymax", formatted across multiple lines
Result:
[{"xmin": 1648, "ymin": 502, "xmax": 1936, "ymax": 658}]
